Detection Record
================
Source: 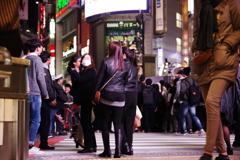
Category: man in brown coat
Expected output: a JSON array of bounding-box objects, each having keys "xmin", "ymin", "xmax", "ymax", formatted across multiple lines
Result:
[{"xmin": 192, "ymin": 0, "xmax": 240, "ymax": 160}]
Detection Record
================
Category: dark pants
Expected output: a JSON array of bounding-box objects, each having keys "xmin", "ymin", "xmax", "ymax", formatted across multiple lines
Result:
[
  {"xmin": 143, "ymin": 107, "xmax": 155, "ymax": 132},
  {"xmin": 101, "ymin": 103, "xmax": 123, "ymax": 133},
  {"xmin": 92, "ymin": 104, "xmax": 102, "ymax": 131},
  {"xmin": 39, "ymin": 100, "xmax": 51, "ymax": 146},
  {"xmin": 233, "ymin": 121, "xmax": 240, "ymax": 145},
  {"xmin": 81, "ymin": 102, "xmax": 96, "ymax": 149},
  {"xmin": 186, "ymin": 111, "xmax": 192, "ymax": 132},
  {"xmin": 122, "ymin": 91, "xmax": 137, "ymax": 147}
]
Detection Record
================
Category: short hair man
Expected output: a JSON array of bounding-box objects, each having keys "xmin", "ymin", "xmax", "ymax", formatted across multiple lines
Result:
[
  {"xmin": 25, "ymin": 38, "xmax": 49, "ymax": 150},
  {"xmin": 38, "ymin": 51, "xmax": 56, "ymax": 150}
]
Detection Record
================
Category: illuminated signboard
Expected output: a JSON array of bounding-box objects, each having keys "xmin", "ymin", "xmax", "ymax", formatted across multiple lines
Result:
[
  {"xmin": 56, "ymin": 0, "xmax": 77, "ymax": 18},
  {"xmin": 155, "ymin": 0, "xmax": 166, "ymax": 33},
  {"xmin": 158, "ymin": 47, "xmax": 163, "ymax": 68},
  {"xmin": 85, "ymin": 0, "xmax": 150, "ymax": 21}
]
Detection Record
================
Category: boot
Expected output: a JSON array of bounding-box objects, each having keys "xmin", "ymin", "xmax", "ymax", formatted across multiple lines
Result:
[
  {"xmin": 114, "ymin": 129, "xmax": 122, "ymax": 158},
  {"xmin": 121, "ymin": 142, "xmax": 131, "ymax": 155},
  {"xmin": 98, "ymin": 131, "xmax": 111, "ymax": 158}
]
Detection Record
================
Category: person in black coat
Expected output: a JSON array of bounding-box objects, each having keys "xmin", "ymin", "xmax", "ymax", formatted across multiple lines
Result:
[
  {"xmin": 121, "ymin": 47, "xmax": 138, "ymax": 155},
  {"xmin": 141, "ymin": 78, "xmax": 158, "ymax": 133},
  {"xmin": 94, "ymin": 42, "xmax": 128, "ymax": 158},
  {"xmin": 39, "ymin": 51, "xmax": 56, "ymax": 150},
  {"xmin": 50, "ymin": 74, "xmax": 68, "ymax": 135},
  {"xmin": 70, "ymin": 54, "xmax": 97, "ymax": 153},
  {"xmin": 67, "ymin": 55, "xmax": 85, "ymax": 149}
]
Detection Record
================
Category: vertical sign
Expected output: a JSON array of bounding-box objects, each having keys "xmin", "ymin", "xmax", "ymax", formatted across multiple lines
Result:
[
  {"xmin": 19, "ymin": 0, "xmax": 28, "ymax": 20},
  {"xmin": 155, "ymin": 0, "xmax": 166, "ymax": 33},
  {"xmin": 158, "ymin": 47, "xmax": 163, "ymax": 68}
]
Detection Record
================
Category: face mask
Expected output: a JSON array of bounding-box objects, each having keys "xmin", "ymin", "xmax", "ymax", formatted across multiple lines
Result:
[{"xmin": 82, "ymin": 60, "xmax": 91, "ymax": 67}]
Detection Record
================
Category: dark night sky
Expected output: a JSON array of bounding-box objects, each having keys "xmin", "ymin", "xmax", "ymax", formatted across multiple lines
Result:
[{"xmin": 27, "ymin": 0, "xmax": 38, "ymax": 33}]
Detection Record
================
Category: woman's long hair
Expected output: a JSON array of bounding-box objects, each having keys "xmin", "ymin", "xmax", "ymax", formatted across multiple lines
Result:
[
  {"xmin": 67, "ymin": 54, "xmax": 81, "ymax": 73},
  {"xmin": 122, "ymin": 46, "xmax": 137, "ymax": 67},
  {"xmin": 108, "ymin": 42, "xmax": 124, "ymax": 71},
  {"xmin": 80, "ymin": 53, "xmax": 96, "ymax": 72}
]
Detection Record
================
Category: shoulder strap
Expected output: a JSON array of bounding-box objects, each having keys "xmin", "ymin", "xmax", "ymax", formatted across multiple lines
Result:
[{"xmin": 99, "ymin": 70, "xmax": 119, "ymax": 91}]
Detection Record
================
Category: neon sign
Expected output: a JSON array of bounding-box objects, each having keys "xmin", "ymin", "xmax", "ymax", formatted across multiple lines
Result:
[{"xmin": 56, "ymin": 0, "xmax": 77, "ymax": 18}]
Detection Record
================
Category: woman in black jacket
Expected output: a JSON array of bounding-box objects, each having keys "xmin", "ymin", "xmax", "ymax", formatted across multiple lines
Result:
[
  {"xmin": 95, "ymin": 42, "xmax": 128, "ymax": 158},
  {"xmin": 70, "ymin": 54, "xmax": 97, "ymax": 153},
  {"xmin": 121, "ymin": 47, "xmax": 138, "ymax": 155},
  {"xmin": 67, "ymin": 55, "xmax": 84, "ymax": 149}
]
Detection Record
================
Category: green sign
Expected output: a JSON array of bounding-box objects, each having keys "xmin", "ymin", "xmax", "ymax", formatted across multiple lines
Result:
[
  {"xmin": 57, "ymin": 0, "xmax": 70, "ymax": 12},
  {"xmin": 106, "ymin": 21, "xmax": 140, "ymax": 29}
]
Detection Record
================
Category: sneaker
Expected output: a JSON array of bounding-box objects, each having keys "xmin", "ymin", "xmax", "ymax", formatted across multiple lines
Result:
[
  {"xmin": 29, "ymin": 147, "xmax": 45, "ymax": 154},
  {"xmin": 199, "ymin": 153, "xmax": 212, "ymax": 160},
  {"xmin": 175, "ymin": 132, "xmax": 187, "ymax": 136},
  {"xmin": 199, "ymin": 129, "xmax": 206, "ymax": 136},
  {"xmin": 48, "ymin": 135, "xmax": 53, "ymax": 138},
  {"xmin": 215, "ymin": 155, "xmax": 230, "ymax": 160}
]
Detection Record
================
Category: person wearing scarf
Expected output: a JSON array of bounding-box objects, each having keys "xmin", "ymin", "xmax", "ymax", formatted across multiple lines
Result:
[{"xmin": 192, "ymin": 0, "xmax": 240, "ymax": 160}]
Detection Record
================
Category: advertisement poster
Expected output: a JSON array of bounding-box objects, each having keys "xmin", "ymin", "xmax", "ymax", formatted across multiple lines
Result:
[{"xmin": 105, "ymin": 21, "xmax": 143, "ymax": 66}]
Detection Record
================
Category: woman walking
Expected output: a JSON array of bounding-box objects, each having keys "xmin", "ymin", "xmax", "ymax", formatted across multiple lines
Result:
[{"xmin": 94, "ymin": 42, "xmax": 128, "ymax": 158}]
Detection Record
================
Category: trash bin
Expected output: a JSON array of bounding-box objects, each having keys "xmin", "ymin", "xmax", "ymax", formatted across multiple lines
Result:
[{"xmin": 0, "ymin": 47, "xmax": 30, "ymax": 160}]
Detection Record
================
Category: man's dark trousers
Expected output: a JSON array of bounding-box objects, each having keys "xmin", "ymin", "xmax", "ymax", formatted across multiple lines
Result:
[{"xmin": 39, "ymin": 100, "xmax": 51, "ymax": 146}]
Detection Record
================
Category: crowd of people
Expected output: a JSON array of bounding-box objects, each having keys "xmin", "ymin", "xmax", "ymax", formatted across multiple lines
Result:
[{"xmin": 22, "ymin": 38, "xmax": 240, "ymax": 160}]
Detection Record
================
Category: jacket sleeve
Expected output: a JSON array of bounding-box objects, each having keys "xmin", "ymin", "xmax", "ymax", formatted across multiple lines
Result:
[
  {"xmin": 95, "ymin": 60, "xmax": 107, "ymax": 92},
  {"xmin": 223, "ymin": 0, "xmax": 240, "ymax": 50},
  {"xmin": 36, "ymin": 60, "xmax": 49, "ymax": 98},
  {"xmin": 179, "ymin": 79, "xmax": 188, "ymax": 101},
  {"xmin": 73, "ymin": 69, "xmax": 96, "ymax": 85},
  {"xmin": 192, "ymin": 0, "xmax": 202, "ymax": 53},
  {"xmin": 54, "ymin": 82, "xmax": 68, "ymax": 102}
]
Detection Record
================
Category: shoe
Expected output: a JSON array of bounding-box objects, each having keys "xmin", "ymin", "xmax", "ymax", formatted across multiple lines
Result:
[
  {"xmin": 58, "ymin": 131, "xmax": 67, "ymax": 135},
  {"xmin": 215, "ymin": 155, "xmax": 230, "ymax": 160},
  {"xmin": 29, "ymin": 147, "xmax": 45, "ymax": 154},
  {"xmin": 98, "ymin": 150, "xmax": 111, "ymax": 157},
  {"xmin": 189, "ymin": 129, "xmax": 193, "ymax": 134},
  {"xmin": 39, "ymin": 144, "xmax": 55, "ymax": 150},
  {"xmin": 75, "ymin": 140, "xmax": 84, "ymax": 148},
  {"xmin": 121, "ymin": 142, "xmax": 131, "ymax": 155},
  {"xmin": 199, "ymin": 129, "xmax": 206, "ymax": 136},
  {"xmin": 122, "ymin": 147, "xmax": 133, "ymax": 155},
  {"xmin": 227, "ymin": 148, "xmax": 233, "ymax": 155},
  {"xmin": 175, "ymin": 132, "xmax": 187, "ymax": 136},
  {"xmin": 48, "ymin": 135, "xmax": 53, "ymax": 138},
  {"xmin": 199, "ymin": 153, "xmax": 212, "ymax": 160},
  {"xmin": 77, "ymin": 148, "xmax": 96, "ymax": 153}
]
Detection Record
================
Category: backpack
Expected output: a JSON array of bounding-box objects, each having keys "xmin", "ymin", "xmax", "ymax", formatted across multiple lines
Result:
[
  {"xmin": 142, "ymin": 86, "xmax": 154, "ymax": 106},
  {"xmin": 184, "ymin": 78, "xmax": 201, "ymax": 106}
]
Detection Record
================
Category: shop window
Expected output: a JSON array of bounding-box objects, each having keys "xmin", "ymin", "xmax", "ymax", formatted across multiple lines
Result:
[
  {"xmin": 63, "ymin": 14, "xmax": 76, "ymax": 36},
  {"xmin": 176, "ymin": 12, "xmax": 182, "ymax": 28},
  {"xmin": 176, "ymin": 37, "xmax": 182, "ymax": 53}
]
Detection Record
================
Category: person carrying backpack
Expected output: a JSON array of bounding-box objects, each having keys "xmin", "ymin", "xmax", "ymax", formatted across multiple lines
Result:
[
  {"xmin": 178, "ymin": 67, "xmax": 205, "ymax": 136},
  {"xmin": 141, "ymin": 78, "xmax": 158, "ymax": 133}
]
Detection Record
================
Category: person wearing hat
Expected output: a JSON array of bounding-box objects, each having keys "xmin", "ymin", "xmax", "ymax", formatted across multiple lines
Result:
[{"xmin": 49, "ymin": 74, "xmax": 68, "ymax": 136}]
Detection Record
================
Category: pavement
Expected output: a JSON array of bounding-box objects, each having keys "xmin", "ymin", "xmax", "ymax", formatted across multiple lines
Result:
[{"xmin": 27, "ymin": 132, "xmax": 240, "ymax": 160}]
